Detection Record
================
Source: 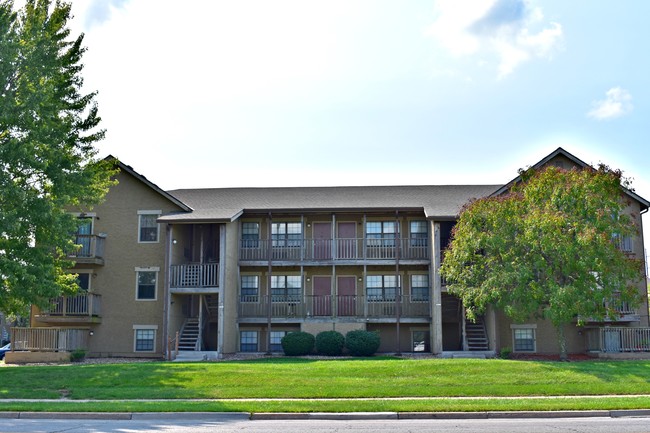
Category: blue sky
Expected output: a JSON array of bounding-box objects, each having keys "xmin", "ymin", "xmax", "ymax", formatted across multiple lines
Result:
[{"xmin": 68, "ymin": 0, "xmax": 649, "ymax": 202}]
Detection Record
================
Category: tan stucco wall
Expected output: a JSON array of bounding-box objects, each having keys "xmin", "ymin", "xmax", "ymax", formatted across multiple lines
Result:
[
  {"xmin": 66, "ymin": 169, "xmax": 183, "ymax": 358},
  {"xmin": 494, "ymin": 312, "xmax": 586, "ymax": 354},
  {"xmin": 221, "ymin": 221, "xmax": 240, "ymax": 353},
  {"xmin": 4, "ymin": 351, "xmax": 70, "ymax": 364}
]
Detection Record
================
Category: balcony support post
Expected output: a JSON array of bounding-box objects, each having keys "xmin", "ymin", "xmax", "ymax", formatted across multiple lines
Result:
[
  {"xmin": 394, "ymin": 210, "xmax": 401, "ymax": 355},
  {"xmin": 266, "ymin": 212, "xmax": 273, "ymax": 355},
  {"xmin": 432, "ymin": 221, "xmax": 443, "ymax": 354}
]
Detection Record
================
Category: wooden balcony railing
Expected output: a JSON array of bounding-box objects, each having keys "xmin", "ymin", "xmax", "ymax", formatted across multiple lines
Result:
[
  {"xmin": 42, "ymin": 293, "xmax": 101, "ymax": 317},
  {"xmin": 10, "ymin": 327, "xmax": 89, "ymax": 352},
  {"xmin": 68, "ymin": 234, "xmax": 106, "ymax": 262},
  {"xmin": 238, "ymin": 294, "xmax": 430, "ymax": 319},
  {"xmin": 170, "ymin": 263, "xmax": 219, "ymax": 288},
  {"xmin": 239, "ymin": 238, "xmax": 429, "ymax": 262},
  {"xmin": 586, "ymin": 327, "xmax": 650, "ymax": 353}
]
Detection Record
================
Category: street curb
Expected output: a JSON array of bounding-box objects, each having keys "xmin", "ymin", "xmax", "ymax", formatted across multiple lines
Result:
[
  {"xmin": 610, "ymin": 409, "xmax": 650, "ymax": 417},
  {"xmin": 132, "ymin": 412, "xmax": 250, "ymax": 421}
]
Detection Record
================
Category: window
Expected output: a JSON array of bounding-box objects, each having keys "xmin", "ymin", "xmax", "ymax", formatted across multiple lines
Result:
[
  {"xmin": 366, "ymin": 275, "xmax": 399, "ymax": 301},
  {"xmin": 366, "ymin": 221, "xmax": 398, "ymax": 247},
  {"xmin": 75, "ymin": 217, "xmax": 93, "ymax": 256},
  {"xmin": 138, "ymin": 211, "xmax": 161, "ymax": 243},
  {"xmin": 134, "ymin": 327, "xmax": 156, "ymax": 352},
  {"xmin": 412, "ymin": 330, "xmax": 430, "ymax": 352},
  {"xmin": 271, "ymin": 275, "xmax": 301, "ymax": 302},
  {"xmin": 76, "ymin": 273, "xmax": 90, "ymax": 291},
  {"xmin": 136, "ymin": 269, "xmax": 158, "ymax": 300},
  {"xmin": 242, "ymin": 222, "xmax": 260, "ymax": 248},
  {"xmin": 270, "ymin": 331, "xmax": 287, "ymax": 352},
  {"xmin": 272, "ymin": 222, "xmax": 302, "ymax": 247},
  {"xmin": 612, "ymin": 234, "xmax": 633, "ymax": 253},
  {"xmin": 512, "ymin": 326, "xmax": 536, "ymax": 352},
  {"xmin": 241, "ymin": 275, "xmax": 259, "ymax": 302},
  {"xmin": 410, "ymin": 221, "xmax": 428, "ymax": 247},
  {"xmin": 240, "ymin": 331, "xmax": 258, "ymax": 352},
  {"xmin": 411, "ymin": 275, "xmax": 429, "ymax": 301}
]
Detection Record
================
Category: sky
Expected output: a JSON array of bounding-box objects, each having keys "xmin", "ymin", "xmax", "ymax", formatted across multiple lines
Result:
[{"xmin": 61, "ymin": 0, "xmax": 649, "ymax": 201}]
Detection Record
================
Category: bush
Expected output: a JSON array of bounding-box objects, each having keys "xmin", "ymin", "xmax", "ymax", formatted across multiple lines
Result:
[
  {"xmin": 500, "ymin": 346, "xmax": 512, "ymax": 359},
  {"xmin": 281, "ymin": 331, "xmax": 315, "ymax": 356},
  {"xmin": 345, "ymin": 330, "xmax": 380, "ymax": 356},
  {"xmin": 70, "ymin": 349, "xmax": 86, "ymax": 362},
  {"xmin": 315, "ymin": 331, "xmax": 345, "ymax": 356}
]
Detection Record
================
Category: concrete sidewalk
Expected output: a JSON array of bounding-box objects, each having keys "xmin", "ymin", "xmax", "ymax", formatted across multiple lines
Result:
[{"xmin": 1, "ymin": 409, "xmax": 650, "ymax": 421}]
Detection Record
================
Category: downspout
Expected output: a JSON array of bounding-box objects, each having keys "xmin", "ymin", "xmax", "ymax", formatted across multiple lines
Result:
[
  {"xmin": 218, "ymin": 223, "xmax": 226, "ymax": 358},
  {"xmin": 163, "ymin": 224, "xmax": 173, "ymax": 360}
]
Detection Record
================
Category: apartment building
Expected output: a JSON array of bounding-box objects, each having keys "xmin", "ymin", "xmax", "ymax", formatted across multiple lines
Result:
[{"xmin": 13, "ymin": 148, "xmax": 649, "ymax": 361}]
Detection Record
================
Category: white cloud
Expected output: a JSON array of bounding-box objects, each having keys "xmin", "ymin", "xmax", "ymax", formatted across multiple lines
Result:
[
  {"xmin": 82, "ymin": 0, "xmax": 131, "ymax": 29},
  {"xmin": 426, "ymin": 0, "xmax": 562, "ymax": 77},
  {"xmin": 587, "ymin": 87, "xmax": 633, "ymax": 120}
]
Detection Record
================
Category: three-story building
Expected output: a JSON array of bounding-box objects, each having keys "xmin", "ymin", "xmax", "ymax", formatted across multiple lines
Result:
[{"xmin": 12, "ymin": 148, "xmax": 648, "ymax": 361}]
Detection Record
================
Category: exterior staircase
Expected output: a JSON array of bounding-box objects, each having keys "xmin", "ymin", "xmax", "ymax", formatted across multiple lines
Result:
[
  {"xmin": 178, "ymin": 318, "xmax": 200, "ymax": 351},
  {"xmin": 205, "ymin": 295, "xmax": 219, "ymax": 322},
  {"xmin": 465, "ymin": 315, "xmax": 489, "ymax": 351}
]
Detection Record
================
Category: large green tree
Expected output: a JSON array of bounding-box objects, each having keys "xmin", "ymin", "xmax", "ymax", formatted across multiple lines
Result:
[
  {"xmin": 440, "ymin": 165, "xmax": 643, "ymax": 359},
  {"xmin": 0, "ymin": 0, "xmax": 115, "ymax": 316}
]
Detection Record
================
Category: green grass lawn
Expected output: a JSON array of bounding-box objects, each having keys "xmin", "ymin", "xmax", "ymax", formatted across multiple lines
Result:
[{"xmin": 1, "ymin": 357, "xmax": 649, "ymax": 413}]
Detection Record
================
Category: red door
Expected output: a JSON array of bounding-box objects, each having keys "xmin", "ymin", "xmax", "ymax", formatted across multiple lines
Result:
[
  {"xmin": 313, "ymin": 276, "xmax": 331, "ymax": 316},
  {"xmin": 313, "ymin": 222, "xmax": 332, "ymax": 260},
  {"xmin": 337, "ymin": 222, "xmax": 356, "ymax": 259},
  {"xmin": 337, "ymin": 276, "xmax": 356, "ymax": 316}
]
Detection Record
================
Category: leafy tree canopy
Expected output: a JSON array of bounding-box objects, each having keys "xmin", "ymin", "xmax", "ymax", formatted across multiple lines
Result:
[
  {"xmin": 0, "ymin": 0, "xmax": 115, "ymax": 316},
  {"xmin": 440, "ymin": 164, "xmax": 643, "ymax": 358}
]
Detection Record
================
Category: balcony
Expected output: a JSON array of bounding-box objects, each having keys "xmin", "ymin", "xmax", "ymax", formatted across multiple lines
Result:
[
  {"xmin": 238, "ymin": 294, "xmax": 430, "ymax": 321},
  {"xmin": 34, "ymin": 293, "xmax": 102, "ymax": 324},
  {"xmin": 170, "ymin": 263, "xmax": 219, "ymax": 293},
  {"xmin": 68, "ymin": 234, "xmax": 106, "ymax": 265},
  {"xmin": 239, "ymin": 238, "xmax": 429, "ymax": 264},
  {"xmin": 10, "ymin": 327, "xmax": 89, "ymax": 351},
  {"xmin": 580, "ymin": 296, "xmax": 641, "ymax": 324},
  {"xmin": 586, "ymin": 327, "xmax": 650, "ymax": 353}
]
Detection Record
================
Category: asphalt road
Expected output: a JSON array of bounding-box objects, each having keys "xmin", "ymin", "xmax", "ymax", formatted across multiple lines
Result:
[{"xmin": 2, "ymin": 416, "xmax": 650, "ymax": 433}]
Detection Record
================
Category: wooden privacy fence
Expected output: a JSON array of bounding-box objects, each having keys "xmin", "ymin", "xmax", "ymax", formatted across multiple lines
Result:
[{"xmin": 10, "ymin": 327, "xmax": 89, "ymax": 352}]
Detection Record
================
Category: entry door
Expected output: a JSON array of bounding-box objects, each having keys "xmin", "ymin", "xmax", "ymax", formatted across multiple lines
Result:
[
  {"xmin": 313, "ymin": 222, "xmax": 332, "ymax": 260},
  {"xmin": 313, "ymin": 276, "xmax": 332, "ymax": 316},
  {"xmin": 337, "ymin": 222, "xmax": 357, "ymax": 259},
  {"xmin": 337, "ymin": 276, "xmax": 356, "ymax": 316}
]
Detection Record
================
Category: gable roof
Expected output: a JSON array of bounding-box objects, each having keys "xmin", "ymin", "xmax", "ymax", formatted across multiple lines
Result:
[
  {"xmin": 105, "ymin": 156, "xmax": 193, "ymax": 212},
  {"xmin": 492, "ymin": 147, "xmax": 650, "ymax": 212},
  {"xmin": 159, "ymin": 184, "xmax": 500, "ymax": 223}
]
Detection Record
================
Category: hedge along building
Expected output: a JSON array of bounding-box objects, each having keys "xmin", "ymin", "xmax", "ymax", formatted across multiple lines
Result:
[{"xmin": 17, "ymin": 148, "xmax": 649, "ymax": 361}]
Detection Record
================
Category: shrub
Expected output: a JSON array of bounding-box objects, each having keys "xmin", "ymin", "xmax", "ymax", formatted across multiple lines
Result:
[
  {"xmin": 70, "ymin": 349, "xmax": 86, "ymax": 362},
  {"xmin": 345, "ymin": 330, "xmax": 380, "ymax": 356},
  {"xmin": 315, "ymin": 331, "xmax": 345, "ymax": 356},
  {"xmin": 500, "ymin": 346, "xmax": 512, "ymax": 359},
  {"xmin": 281, "ymin": 331, "xmax": 315, "ymax": 356}
]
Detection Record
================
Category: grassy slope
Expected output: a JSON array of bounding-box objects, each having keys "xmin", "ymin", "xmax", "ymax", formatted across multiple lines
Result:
[{"xmin": 1, "ymin": 358, "xmax": 649, "ymax": 412}]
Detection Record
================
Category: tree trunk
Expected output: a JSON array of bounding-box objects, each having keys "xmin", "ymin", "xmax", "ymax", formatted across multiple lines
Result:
[{"xmin": 556, "ymin": 323, "xmax": 568, "ymax": 361}]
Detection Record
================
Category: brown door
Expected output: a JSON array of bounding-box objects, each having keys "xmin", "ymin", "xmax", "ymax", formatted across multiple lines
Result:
[
  {"xmin": 337, "ymin": 222, "xmax": 357, "ymax": 259},
  {"xmin": 313, "ymin": 276, "xmax": 331, "ymax": 316},
  {"xmin": 337, "ymin": 276, "xmax": 356, "ymax": 316},
  {"xmin": 313, "ymin": 222, "xmax": 332, "ymax": 260}
]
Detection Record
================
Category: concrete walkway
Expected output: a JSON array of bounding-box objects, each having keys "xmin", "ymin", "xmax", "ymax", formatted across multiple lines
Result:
[{"xmin": 1, "ymin": 409, "xmax": 650, "ymax": 420}]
